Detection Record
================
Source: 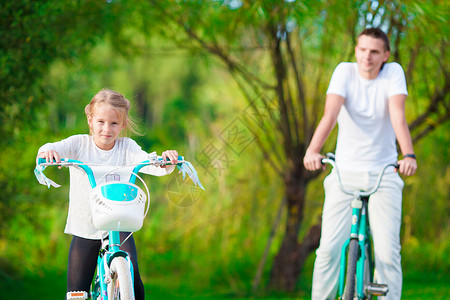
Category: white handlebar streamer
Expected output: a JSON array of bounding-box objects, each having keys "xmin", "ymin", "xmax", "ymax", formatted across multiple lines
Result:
[
  {"xmin": 34, "ymin": 165, "xmax": 61, "ymax": 188},
  {"xmin": 178, "ymin": 161, "xmax": 205, "ymax": 190}
]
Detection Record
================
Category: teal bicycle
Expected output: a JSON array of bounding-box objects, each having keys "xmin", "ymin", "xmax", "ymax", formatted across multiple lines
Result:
[
  {"xmin": 321, "ymin": 153, "xmax": 398, "ymax": 300},
  {"xmin": 35, "ymin": 153, "xmax": 204, "ymax": 300}
]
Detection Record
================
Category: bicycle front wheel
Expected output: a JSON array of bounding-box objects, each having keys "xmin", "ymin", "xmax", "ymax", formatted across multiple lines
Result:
[
  {"xmin": 344, "ymin": 239, "xmax": 358, "ymax": 300},
  {"xmin": 107, "ymin": 257, "xmax": 134, "ymax": 300}
]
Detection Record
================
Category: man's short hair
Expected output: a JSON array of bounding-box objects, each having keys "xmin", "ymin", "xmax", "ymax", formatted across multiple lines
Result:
[{"xmin": 358, "ymin": 27, "xmax": 390, "ymax": 52}]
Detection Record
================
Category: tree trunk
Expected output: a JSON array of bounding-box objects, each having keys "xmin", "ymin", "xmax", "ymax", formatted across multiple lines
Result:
[{"xmin": 269, "ymin": 172, "xmax": 322, "ymax": 291}]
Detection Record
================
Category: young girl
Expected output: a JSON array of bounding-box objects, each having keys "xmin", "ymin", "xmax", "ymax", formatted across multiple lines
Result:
[{"xmin": 37, "ymin": 89, "xmax": 179, "ymax": 300}]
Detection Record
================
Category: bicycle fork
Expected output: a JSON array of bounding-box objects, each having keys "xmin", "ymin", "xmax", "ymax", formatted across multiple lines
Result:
[{"xmin": 338, "ymin": 197, "xmax": 388, "ymax": 299}]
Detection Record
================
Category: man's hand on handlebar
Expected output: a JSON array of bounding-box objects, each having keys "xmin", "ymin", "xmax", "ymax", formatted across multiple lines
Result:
[
  {"xmin": 396, "ymin": 157, "xmax": 417, "ymax": 176},
  {"xmin": 303, "ymin": 151, "xmax": 326, "ymax": 171}
]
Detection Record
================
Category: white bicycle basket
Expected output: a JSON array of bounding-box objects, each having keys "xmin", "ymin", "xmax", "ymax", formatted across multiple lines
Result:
[{"xmin": 90, "ymin": 181, "xmax": 147, "ymax": 232}]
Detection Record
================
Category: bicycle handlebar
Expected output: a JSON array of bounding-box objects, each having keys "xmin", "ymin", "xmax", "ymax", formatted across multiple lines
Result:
[
  {"xmin": 321, "ymin": 153, "xmax": 399, "ymax": 197},
  {"xmin": 35, "ymin": 155, "xmax": 205, "ymax": 190},
  {"xmin": 36, "ymin": 158, "xmax": 97, "ymax": 187},
  {"xmin": 37, "ymin": 155, "xmax": 185, "ymax": 168}
]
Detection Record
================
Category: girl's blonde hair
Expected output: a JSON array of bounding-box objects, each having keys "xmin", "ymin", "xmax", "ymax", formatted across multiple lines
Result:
[{"xmin": 85, "ymin": 89, "xmax": 142, "ymax": 136}]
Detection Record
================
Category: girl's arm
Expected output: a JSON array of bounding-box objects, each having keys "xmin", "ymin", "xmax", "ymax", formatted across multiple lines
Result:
[{"xmin": 36, "ymin": 135, "xmax": 80, "ymax": 164}]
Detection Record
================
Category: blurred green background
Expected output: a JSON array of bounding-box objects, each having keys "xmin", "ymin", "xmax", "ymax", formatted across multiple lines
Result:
[{"xmin": 0, "ymin": 1, "xmax": 448, "ymax": 299}]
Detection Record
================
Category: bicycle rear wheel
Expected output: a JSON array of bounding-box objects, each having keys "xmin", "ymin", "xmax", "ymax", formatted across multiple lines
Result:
[
  {"xmin": 107, "ymin": 257, "xmax": 134, "ymax": 300},
  {"xmin": 344, "ymin": 239, "xmax": 358, "ymax": 300}
]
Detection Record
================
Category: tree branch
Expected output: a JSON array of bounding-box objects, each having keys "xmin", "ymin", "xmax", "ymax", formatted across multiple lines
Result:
[
  {"xmin": 409, "ymin": 79, "xmax": 449, "ymax": 132},
  {"xmin": 149, "ymin": 0, "xmax": 276, "ymax": 91},
  {"xmin": 267, "ymin": 23, "xmax": 295, "ymax": 162},
  {"xmin": 412, "ymin": 111, "xmax": 450, "ymax": 144},
  {"xmin": 252, "ymin": 196, "xmax": 286, "ymax": 292},
  {"xmin": 230, "ymin": 71, "xmax": 284, "ymax": 176},
  {"xmin": 286, "ymin": 32, "xmax": 306, "ymax": 145}
]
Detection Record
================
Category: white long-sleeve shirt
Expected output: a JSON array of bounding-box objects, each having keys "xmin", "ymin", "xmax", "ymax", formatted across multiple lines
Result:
[{"xmin": 38, "ymin": 134, "xmax": 174, "ymax": 239}]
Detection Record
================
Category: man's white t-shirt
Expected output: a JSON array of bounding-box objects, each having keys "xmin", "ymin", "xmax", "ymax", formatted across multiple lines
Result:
[
  {"xmin": 327, "ymin": 62, "xmax": 408, "ymax": 172},
  {"xmin": 38, "ymin": 134, "xmax": 174, "ymax": 239}
]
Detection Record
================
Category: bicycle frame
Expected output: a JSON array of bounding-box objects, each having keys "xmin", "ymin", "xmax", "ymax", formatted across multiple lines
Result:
[{"xmin": 35, "ymin": 155, "xmax": 203, "ymax": 300}]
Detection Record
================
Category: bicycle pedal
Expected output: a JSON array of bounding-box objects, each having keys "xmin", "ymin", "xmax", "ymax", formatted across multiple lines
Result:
[
  {"xmin": 366, "ymin": 283, "xmax": 389, "ymax": 296},
  {"xmin": 66, "ymin": 291, "xmax": 88, "ymax": 299}
]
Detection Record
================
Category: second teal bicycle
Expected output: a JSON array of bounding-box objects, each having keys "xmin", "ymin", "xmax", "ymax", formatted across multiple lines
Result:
[{"xmin": 322, "ymin": 153, "xmax": 398, "ymax": 300}]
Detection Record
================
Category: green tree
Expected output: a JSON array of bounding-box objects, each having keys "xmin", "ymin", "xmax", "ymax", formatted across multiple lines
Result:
[
  {"xmin": 138, "ymin": 0, "xmax": 449, "ymax": 291},
  {"xmin": 0, "ymin": 0, "xmax": 132, "ymax": 143}
]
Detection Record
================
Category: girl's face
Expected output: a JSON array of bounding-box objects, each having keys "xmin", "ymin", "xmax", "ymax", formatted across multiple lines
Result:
[{"xmin": 88, "ymin": 104, "xmax": 125, "ymax": 150}]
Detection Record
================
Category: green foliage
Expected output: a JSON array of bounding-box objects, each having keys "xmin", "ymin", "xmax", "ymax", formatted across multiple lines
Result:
[{"xmin": 0, "ymin": 0, "xmax": 139, "ymax": 142}]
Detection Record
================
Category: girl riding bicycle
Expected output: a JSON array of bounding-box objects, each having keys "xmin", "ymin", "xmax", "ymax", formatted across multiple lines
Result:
[{"xmin": 37, "ymin": 89, "xmax": 179, "ymax": 300}]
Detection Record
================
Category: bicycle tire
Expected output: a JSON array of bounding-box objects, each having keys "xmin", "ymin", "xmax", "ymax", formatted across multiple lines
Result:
[
  {"xmin": 107, "ymin": 257, "xmax": 134, "ymax": 300},
  {"xmin": 344, "ymin": 239, "xmax": 359, "ymax": 300}
]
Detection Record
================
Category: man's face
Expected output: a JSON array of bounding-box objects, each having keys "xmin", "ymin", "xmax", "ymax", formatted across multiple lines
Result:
[{"xmin": 355, "ymin": 35, "xmax": 390, "ymax": 79}]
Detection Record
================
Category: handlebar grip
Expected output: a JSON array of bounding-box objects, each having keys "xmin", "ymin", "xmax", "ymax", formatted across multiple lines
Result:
[
  {"xmin": 37, "ymin": 157, "xmax": 63, "ymax": 164},
  {"xmin": 325, "ymin": 152, "xmax": 335, "ymax": 161},
  {"xmin": 37, "ymin": 158, "xmax": 68, "ymax": 165},
  {"xmin": 160, "ymin": 155, "xmax": 184, "ymax": 162},
  {"xmin": 321, "ymin": 153, "xmax": 335, "ymax": 165},
  {"xmin": 38, "ymin": 158, "xmax": 48, "ymax": 164}
]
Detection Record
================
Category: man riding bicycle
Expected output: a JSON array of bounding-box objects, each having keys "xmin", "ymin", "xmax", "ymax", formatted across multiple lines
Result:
[{"xmin": 303, "ymin": 27, "xmax": 417, "ymax": 300}]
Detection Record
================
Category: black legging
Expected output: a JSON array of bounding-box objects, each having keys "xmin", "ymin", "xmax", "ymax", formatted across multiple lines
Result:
[{"xmin": 66, "ymin": 233, "xmax": 145, "ymax": 299}]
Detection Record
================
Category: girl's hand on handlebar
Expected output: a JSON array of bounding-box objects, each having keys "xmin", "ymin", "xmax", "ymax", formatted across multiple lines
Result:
[
  {"xmin": 303, "ymin": 151, "xmax": 326, "ymax": 171},
  {"xmin": 161, "ymin": 150, "xmax": 179, "ymax": 167},
  {"xmin": 396, "ymin": 157, "xmax": 417, "ymax": 176},
  {"xmin": 38, "ymin": 150, "xmax": 62, "ymax": 168}
]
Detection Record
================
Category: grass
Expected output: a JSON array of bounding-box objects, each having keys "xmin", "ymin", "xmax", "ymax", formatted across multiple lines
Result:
[
  {"xmin": 1, "ymin": 268, "xmax": 448, "ymax": 299},
  {"xmin": 402, "ymin": 271, "xmax": 449, "ymax": 300}
]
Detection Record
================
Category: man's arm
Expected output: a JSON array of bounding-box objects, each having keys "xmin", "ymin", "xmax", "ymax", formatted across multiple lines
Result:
[
  {"xmin": 389, "ymin": 94, "xmax": 417, "ymax": 176},
  {"xmin": 303, "ymin": 94, "xmax": 344, "ymax": 171}
]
